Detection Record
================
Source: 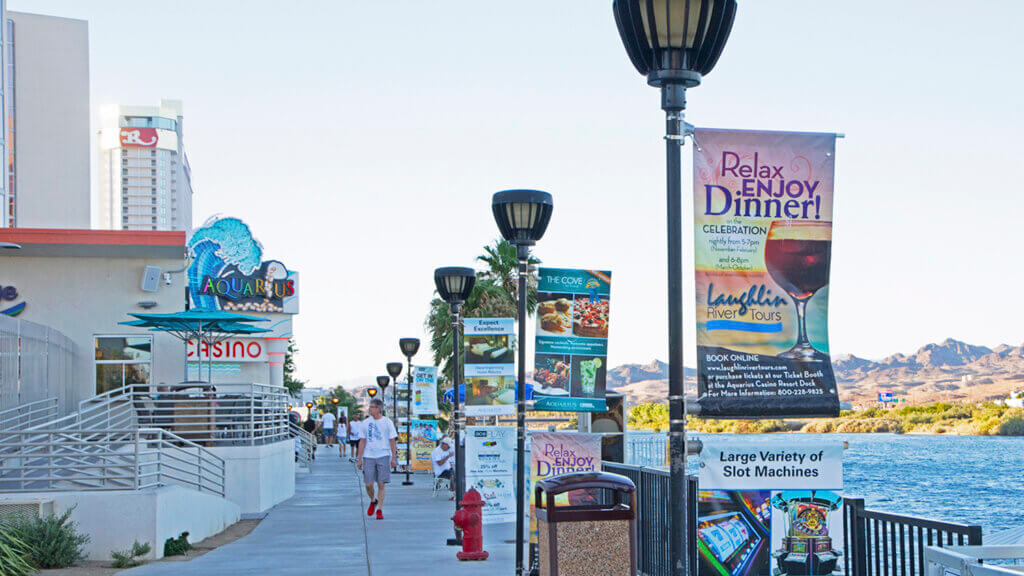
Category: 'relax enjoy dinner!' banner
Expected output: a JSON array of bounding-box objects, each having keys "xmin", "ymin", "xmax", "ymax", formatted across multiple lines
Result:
[
  {"xmin": 693, "ymin": 128, "xmax": 839, "ymax": 418},
  {"xmin": 533, "ymin": 268, "xmax": 611, "ymax": 412}
]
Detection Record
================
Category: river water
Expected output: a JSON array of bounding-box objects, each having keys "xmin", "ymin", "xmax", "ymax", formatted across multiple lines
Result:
[{"xmin": 626, "ymin": 432, "xmax": 1024, "ymax": 535}]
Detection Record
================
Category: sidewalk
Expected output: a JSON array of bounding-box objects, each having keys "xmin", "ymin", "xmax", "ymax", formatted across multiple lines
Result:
[{"xmin": 122, "ymin": 449, "xmax": 515, "ymax": 575}]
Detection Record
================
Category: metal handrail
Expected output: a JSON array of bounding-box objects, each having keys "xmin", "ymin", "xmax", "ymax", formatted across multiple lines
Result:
[
  {"xmin": 0, "ymin": 427, "xmax": 225, "ymax": 497},
  {"xmin": 0, "ymin": 398, "xmax": 59, "ymax": 431},
  {"xmin": 289, "ymin": 420, "xmax": 315, "ymax": 467}
]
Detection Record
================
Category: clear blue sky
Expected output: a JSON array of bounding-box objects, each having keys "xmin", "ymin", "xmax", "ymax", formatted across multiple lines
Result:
[{"xmin": 13, "ymin": 0, "xmax": 1024, "ymax": 388}]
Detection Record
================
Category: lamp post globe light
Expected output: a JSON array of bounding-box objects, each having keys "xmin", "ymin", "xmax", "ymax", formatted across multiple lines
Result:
[
  {"xmin": 491, "ymin": 189, "xmax": 552, "ymax": 576},
  {"xmin": 612, "ymin": 2, "xmax": 737, "ymax": 575},
  {"xmin": 433, "ymin": 265, "xmax": 476, "ymax": 546},
  {"xmin": 398, "ymin": 338, "xmax": 420, "ymax": 486}
]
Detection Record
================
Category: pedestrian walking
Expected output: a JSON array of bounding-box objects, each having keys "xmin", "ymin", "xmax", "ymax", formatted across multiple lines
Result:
[
  {"xmin": 337, "ymin": 414, "xmax": 349, "ymax": 457},
  {"xmin": 347, "ymin": 414, "xmax": 363, "ymax": 462},
  {"xmin": 302, "ymin": 416, "xmax": 318, "ymax": 459},
  {"xmin": 321, "ymin": 409, "xmax": 337, "ymax": 447},
  {"xmin": 357, "ymin": 399, "xmax": 397, "ymax": 520}
]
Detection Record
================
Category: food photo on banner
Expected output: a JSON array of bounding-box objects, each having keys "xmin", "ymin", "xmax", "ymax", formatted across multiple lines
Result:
[
  {"xmin": 533, "ymin": 268, "xmax": 611, "ymax": 412},
  {"xmin": 412, "ymin": 366, "xmax": 439, "ymax": 416},
  {"xmin": 692, "ymin": 128, "xmax": 840, "ymax": 418},
  {"xmin": 465, "ymin": 426, "xmax": 515, "ymax": 524},
  {"xmin": 698, "ymin": 441, "xmax": 845, "ymax": 576},
  {"xmin": 528, "ymin": 432, "xmax": 602, "ymax": 543},
  {"xmin": 463, "ymin": 318, "xmax": 516, "ymax": 416}
]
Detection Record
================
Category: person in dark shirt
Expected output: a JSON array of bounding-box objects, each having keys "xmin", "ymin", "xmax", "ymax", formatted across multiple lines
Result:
[{"xmin": 302, "ymin": 418, "xmax": 318, "ymax": 459}]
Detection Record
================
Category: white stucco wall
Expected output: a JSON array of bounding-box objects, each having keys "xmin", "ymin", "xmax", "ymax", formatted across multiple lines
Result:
[
  {"xmin": 0, "ymin": 486, "xmax": 240, "ymax": 560},
  {"xmin": 208, "ymin": 439, "xmax": 295, "ymax": 514},
  {"xmin": 1, "ymin": 253, "xmax": 186, "ymax": 409}
]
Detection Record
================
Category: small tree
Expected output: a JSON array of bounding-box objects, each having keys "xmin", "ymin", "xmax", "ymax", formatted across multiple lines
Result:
[{"xmin": 283, "ymin": 340, "xmax": 305, "ymax": 396}]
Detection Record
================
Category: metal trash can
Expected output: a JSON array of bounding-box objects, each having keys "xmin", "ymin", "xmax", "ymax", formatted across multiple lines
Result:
[{"xmin": 535, "ymin": 471, "xmax": 636, "ymax": 576}]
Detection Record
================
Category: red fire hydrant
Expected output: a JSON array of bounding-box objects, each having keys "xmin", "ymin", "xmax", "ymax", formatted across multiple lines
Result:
[{"xmin": 451, "ymin": 488, "xmax": 489, "ymax": 561}]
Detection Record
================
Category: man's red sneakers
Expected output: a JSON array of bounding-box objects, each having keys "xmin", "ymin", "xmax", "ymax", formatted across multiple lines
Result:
[
  {"xmin": 366, "ymin": 501, "xmax": 377, "ymax": 516},
  {"xmin": 376, "ymin": 509, "xmax": 383, "ymax": 520}
]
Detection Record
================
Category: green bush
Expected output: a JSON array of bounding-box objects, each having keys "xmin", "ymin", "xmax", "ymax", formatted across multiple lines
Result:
[
  {"xmin": 163, "ymin": 532, "xmax": 191, "ymax": 557},
  {"xmin": 13, "ymin": 508, "xmax": 89, "ymax": 569},
  {"xmin": 111, "ymin": 541, "xmax": 150, "ymax": 568},
  {"xmin": 0, "ymin": 523, "xmax": 34, "ymax": 576},
  {"xmin": 997, "ymin": 415, "xmax": 1024, "ymax": 436}
]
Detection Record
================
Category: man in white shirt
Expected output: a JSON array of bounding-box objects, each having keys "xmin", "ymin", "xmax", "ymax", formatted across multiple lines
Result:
[
  {"xmin": 357, "ymin": 399, "xmax": 398, "ymax": 520},
  {"xmin": 320, "ymin": 410, "xmax": 337, "ymax": 447},
  {"xmin": 431, "ymin": 437, "xmax": 455, "ymax": 499}
]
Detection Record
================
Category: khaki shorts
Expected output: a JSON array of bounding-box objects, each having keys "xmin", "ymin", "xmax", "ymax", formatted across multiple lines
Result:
[{"xmin": 362, "ymin": 456, "xmax": 391, "ymax": 484}]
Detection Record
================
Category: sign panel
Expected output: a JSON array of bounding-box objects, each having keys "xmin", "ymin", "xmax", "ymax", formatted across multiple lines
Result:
[
  {"xmin": 119, "ymin": 127, "xmax": 158, "ymax": 147},
  {"xmin": 412, "ymin": 366, "xmax": 439, "ymax": 416},
  {"xmin": 693, "ymin": 128, "xmax": 839, "ymax": 418},
  {"xmin": 410, "ymin": 419, "xmax": 440, "ymax": 472},
  {"xmin": 878, "ymin": 391, "xmax": 894, "ymax": 403},
  {"xmin": 463, "ymin": 318, "xmax": 516, "ymax": 416},
  {"xmin": 186, "ymin": 338, "xmax": 267, "ymax": 362},
  {"xmin": 533, "ymin": 268, "xmax": 611, "ymax": 412},
  {"xmin": 466, "ymin": 426, "xmax": 516, "ymax": 524},
  {"xmin": 0, "ymin": 285, "xmax": 25, "ymax": 317},
  {"xmin": 698, "ymin": 441, "xmax": 844, "ymax": 576},
  {"xmin": 187, "ymin": 217, "xmax": 299, "ymax": 314},
  {"xmin": 528, "ymin": 432, "xmax": 601, "ymax": 543}
]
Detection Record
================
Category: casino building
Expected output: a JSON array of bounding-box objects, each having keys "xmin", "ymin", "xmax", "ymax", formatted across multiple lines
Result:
[{"xmin": 0, "ymin": 217, "xmax": 298, "ymax": 413}]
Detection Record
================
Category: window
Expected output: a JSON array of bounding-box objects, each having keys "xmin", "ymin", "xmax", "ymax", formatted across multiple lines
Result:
[{"xmin": 94, "ymin": 336, "xmax": 152, "ymax": 394}]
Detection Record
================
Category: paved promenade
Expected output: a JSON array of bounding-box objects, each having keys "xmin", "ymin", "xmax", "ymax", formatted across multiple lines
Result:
[{"xmin": 124, "ymin": 450, "xmax": 514, "ymax": 575}]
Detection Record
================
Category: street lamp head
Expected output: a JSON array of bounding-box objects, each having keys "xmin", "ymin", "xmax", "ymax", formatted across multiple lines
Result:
[
  {"xmin": 613, "ymin": 0, "xmax": 737, "ymax": 88},
  {"xmin": 376, "ymin": 375, "xmax": 390, "ymax": 390},
  {"xmin": 433, "ymin": 267, "xmax": 476, "ymax": 306},
  {"xmin": 491, "ymin": 189, "xmax": 553, "ymax": 249},
  {"xmin": 367, "ymin": 387, "xmax": 378, "ymax": 398},
  {"xmin": 331, "ymin": 397, "xmax": 340, "ymax": 404},
  {"xmin": 399, "ymin": 337, "xmax": 421, "ymax": 358},
  {"xmin": 386, "ymin": 362, "xmax": 403, "ymax": 379}
]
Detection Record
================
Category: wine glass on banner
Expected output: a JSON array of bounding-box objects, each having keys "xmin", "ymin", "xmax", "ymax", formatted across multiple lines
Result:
[{"xmin": 764, "ymin": 220, "xmax": 832, "ymax": 361}]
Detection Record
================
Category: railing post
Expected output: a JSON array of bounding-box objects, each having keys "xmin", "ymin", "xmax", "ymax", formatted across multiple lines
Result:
[
  {"xmin": 849, "ymin": 498, "xmax": 868, "ymax": 576},
  {"xmin": 967, "ymin": 525, "xmax": 983, "ymax": 546},
  {"xmin": 249, "ymin": 386, "xmax": 256, "ymax": 446},
  {"xmin": 134, "ymin": 428, "xmax": 140, "ymax": 490}
]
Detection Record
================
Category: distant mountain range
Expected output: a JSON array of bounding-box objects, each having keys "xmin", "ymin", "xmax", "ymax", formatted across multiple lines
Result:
[{"xmin": 605, "ymin": 339, "xmax": 1024, "ymax": 407}]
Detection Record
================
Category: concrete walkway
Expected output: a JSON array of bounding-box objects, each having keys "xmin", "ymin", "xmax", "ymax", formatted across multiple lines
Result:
[{"xmin": 123, "ymin": 449, "xmax": 515, "ymax": 575}]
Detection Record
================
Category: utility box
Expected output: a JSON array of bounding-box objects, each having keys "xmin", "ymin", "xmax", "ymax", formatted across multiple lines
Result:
[{"xmin": 535, "ymin": 471, "xmax": 636, "ymax": 576}]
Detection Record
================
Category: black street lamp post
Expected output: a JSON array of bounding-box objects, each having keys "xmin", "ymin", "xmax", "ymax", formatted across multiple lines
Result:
[
  {"xmin": 399, "ymin": 337, "xmax": 421, "ymax": 486},
  {"xmin": 433, "ymin": 266, "xmax": 476, "ymax": 546},
  {"xmin": 386, "ymin": 362, "xmax": 403, "ymax": 470},
  {"xmin": 375, "ymin": 375, "xmax": 390, "ymax": 408},
  {"xmin": 492, "ymin": 189, "xmax": 553, "ymax": 576},
  {"xmin": 612, "ymin": 2, "xmax": 737, "ymax": 575}
]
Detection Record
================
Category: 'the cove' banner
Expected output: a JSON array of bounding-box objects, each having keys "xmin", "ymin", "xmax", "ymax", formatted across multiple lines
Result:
[
  {"xmin": 533, "ymin": 268, "xmax": 611, "ymax": 412},
  {"xmin": 698, "ymin": 441, "xmax": 844, "ymax": 576},
  {"xmin": 693, "ymin": 128, "xmax": 839, "ymax": 418}
]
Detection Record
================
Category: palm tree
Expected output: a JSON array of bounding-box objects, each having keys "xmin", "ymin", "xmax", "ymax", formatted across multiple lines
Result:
[{"xmin": 424, "ymin": 238, "xmax": 541, "ymax": 408}]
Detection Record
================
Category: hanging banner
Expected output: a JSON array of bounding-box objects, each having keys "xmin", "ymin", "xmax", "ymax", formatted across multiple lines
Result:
[
  {"xmin": 412, "ymin": 366, "xmax": 439, "ymax": 416},
  {"xmin": 395, "ymin": 386, "xmax": 411, "ymax": 423},
  {"xmin": 465, "ymin": 426, "xmax": 516, "ymax": 524},
  {"xmin": 693, "ymin": 128, "xmax": 839, "ymax": 418},
  {"xmin": 698, "ymin": 441, "xmax": 844, "ymax": 576},
  {"xmin": 409, "ymin": 419, "xmax": 440, "ymax": 472},
  {"xmin": 463, "ymin": 318, "xmax": 516, "ymax": 416},
  {"xmin": 528, "ymin": 432, "xmax": 602, "ymax": 543},
  {"xmin": 533, "ymin": 268, "xmax": 611, "ymax": 412}
]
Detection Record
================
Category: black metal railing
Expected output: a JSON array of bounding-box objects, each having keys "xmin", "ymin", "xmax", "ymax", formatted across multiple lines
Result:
[
  {"xmin": 844, "ymin": 498, "xmax": 983, "ymax": 576},
  {"xmin": 603, "ymin": 462, "xmax": 983, "ymax": 576}
]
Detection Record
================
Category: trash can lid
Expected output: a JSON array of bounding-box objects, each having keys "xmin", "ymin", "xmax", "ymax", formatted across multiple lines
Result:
[{"xmin": 536, "ymin": 471, "xmax": 636, "ymax": 496}]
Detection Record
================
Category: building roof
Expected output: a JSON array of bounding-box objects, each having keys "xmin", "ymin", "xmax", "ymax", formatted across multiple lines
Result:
[{"xmin": 0, "ymin": 228, "xmax": 185, "ymax": 259}]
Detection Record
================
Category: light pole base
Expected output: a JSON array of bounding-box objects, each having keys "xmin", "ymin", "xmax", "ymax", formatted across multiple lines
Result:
[
  {"xmin": 402, "ymin": 480, "xmax": 414, "ymax": 486},
  {"xmin": 446, "ymin": 537, "xmax": 462, "ymax": 547}
]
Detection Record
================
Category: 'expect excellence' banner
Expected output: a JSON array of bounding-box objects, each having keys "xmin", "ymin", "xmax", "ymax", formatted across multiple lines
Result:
[{"xmin": 693, "ymin": 128, "xmax": 839, "ymax": 418}]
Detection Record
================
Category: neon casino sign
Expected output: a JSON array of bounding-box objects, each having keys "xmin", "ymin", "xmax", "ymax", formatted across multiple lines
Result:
[{"xmin": 187, "ymin": 217, "xmax": 298, "ymax": 313}]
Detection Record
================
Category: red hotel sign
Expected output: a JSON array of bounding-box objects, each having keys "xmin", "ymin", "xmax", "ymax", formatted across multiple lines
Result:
[
  {"xmin": 119, "ymin": 127, "xmax": 159, "ymax": 147},
  {"xmin": 187, "ymin": 339, "xmax": 267, "ymax": 363}
]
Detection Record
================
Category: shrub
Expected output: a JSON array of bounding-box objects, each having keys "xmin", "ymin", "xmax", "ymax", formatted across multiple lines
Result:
[
  {"xmin": 997, "ymin": 415, "xmax": 1024, "ymax": 436},
  {"xmin": 111, "ymin": 541, "xmax": 150, "ymax": 568},
  {"xmin": 163, "ymin": 532, "xmax": 191, "ymax": 557},
  {"xmin": 14, "ymin": 508, "xmax": 89, "ymax": 569},
  {"xmin": 0, "ymin": 523, "xmax": 34, "ymax": 576}
]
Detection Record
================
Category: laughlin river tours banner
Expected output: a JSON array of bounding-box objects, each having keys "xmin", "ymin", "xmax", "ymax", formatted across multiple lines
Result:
[
  {"xmin": 528, "ymin": 432, "xmax": 601, "ymax": 543},
  {"xmin": 533, "ymin": 268, "xmax": 611, "ymax": 412},
  {"xmin": 463, "ymin": 318, "xmax": 516, "ymax": 416},
  {"xmin": 698, "ymin": 441, "xmax": 844, "ymax": 576},
  {"xmin": 693, "ymin": 128, "xmax": 839, "ymax": 418}
]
